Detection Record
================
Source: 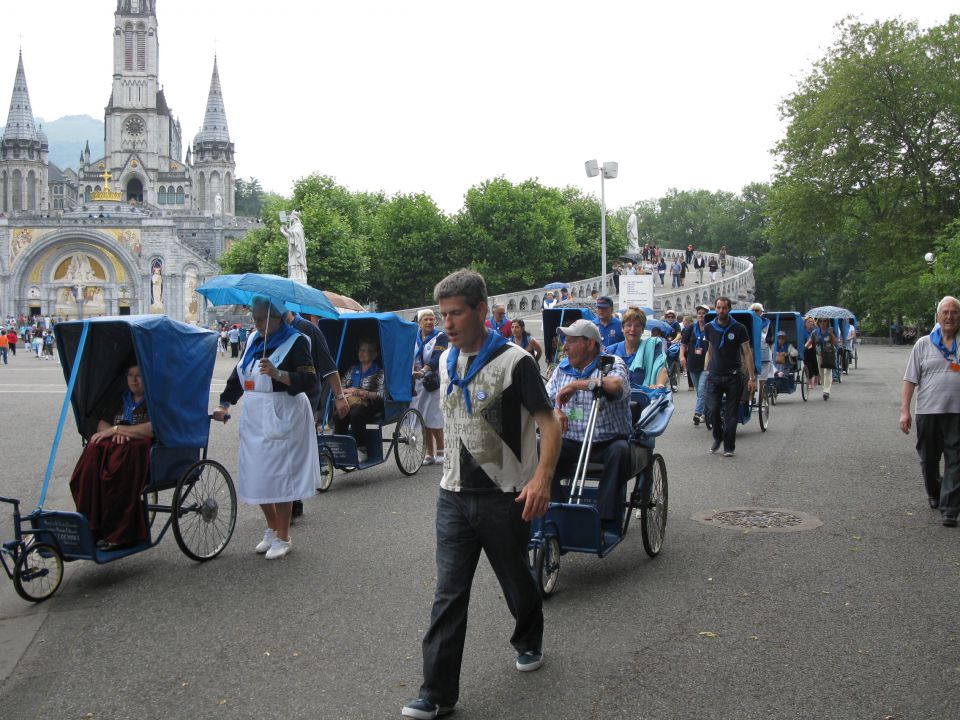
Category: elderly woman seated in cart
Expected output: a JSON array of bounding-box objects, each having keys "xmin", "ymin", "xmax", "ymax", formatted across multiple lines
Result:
[
  {"xmin": 69, "ymin": 360, "xmax": 154, "ymax": 550},
  {"xmin": 334, "ymin": 337, "xmax": 385, "ymax": 463}
]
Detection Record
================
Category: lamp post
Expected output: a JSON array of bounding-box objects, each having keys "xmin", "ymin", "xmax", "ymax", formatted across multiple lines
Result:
[{"xmin": 585, "ymin": 160, "xmax": 618, "ymax": 292}]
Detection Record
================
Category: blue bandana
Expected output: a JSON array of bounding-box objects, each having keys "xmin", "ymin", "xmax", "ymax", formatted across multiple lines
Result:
[
  {"xmin": 558, "ymin": 356, "xmax": 601, "ymax": 380},
  {"xmin": 351, "ymin": 362, "xmax": 381, "ymax": 388},
  {"xmin": 416, "ymin": 328, "xmax": 440, "ymax": 366},
  {"xmin": 693, "ymin": 321, "xmax": 705, "ymax": 349},
  {"xmin": 709, "ymin": 317, "xmax": 736, "ymax": 349},
  {"xmin": 121, "ymin": 388, "xmax": 145, "ymax": 424},
  {"xmin": 930, "ymin": 323, "xmax": 958, "ymax": 362},
  {"xmin": 446, "ymin": 330, "xmax": 508, "ymax": 414},
  {"xmin": 240, "ymin": 321, "xmax": 296, "ymax": 373},
  {"xmin": 490, "ymin": 315, "xmax": 509, "ymax": 333}
]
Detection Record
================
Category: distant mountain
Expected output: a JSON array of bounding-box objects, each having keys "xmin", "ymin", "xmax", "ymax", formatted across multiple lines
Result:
[{"xmin": 35, "ymin": 115, "xmax": 104, "ymax": 172}]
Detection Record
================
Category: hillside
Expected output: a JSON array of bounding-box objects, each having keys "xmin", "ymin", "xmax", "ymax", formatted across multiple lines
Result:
[{"xmin": 35, "ymin": 115, "xmax": 104, "ymax": 172}]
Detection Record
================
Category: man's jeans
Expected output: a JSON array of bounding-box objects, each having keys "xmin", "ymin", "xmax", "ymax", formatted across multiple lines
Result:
[
  {"xmin": 419, "ymin": 490, "xmax": 543, "ymax": 707},
  {"xmin": 697, "ymin": 268, "xmax": 704, "ymax": 283},
  {"xmin": 0, "ymin": 347, "xmax": 6, "ymax": 364},
  {"xmin": 916, "ymin": 414, "xmax": 960, "ymax": 518},
  {"xmin": 690, "ymin": 369, "xmax": 706, "ymax": 416},
  {"xmin": 671, "ymin": 274, "xmax": 680, "ymax": 288},
  {"xmin": 706, "ymin": 372, "xmax": 743, "ymax": 452}
]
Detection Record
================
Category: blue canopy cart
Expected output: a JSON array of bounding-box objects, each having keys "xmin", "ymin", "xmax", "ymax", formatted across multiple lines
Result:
[
  {"xmin": 763, "ymin": 311, "xmax": 807, "ymax": 403},
  {"xmin": 704, "ymin": 310, "xmax": 771, "ymax": 432},
  {"xmin": 0, "ymin": 316, "xmax": 235, "ymax": 602},
  {"xmin": 542, "ymin": 305, "xmax": 598, "ymax": 380},
  {"xmin": 315, "ymin": 313, "xmax": 424, "ymax": 489}
]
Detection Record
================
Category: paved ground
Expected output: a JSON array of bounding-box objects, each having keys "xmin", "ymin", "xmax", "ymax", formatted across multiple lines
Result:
[{"xmin": 0, "ymin": 345, "xmax": 957, "ymax": 719}]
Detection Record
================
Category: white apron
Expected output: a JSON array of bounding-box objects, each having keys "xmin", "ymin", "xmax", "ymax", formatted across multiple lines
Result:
[
  {"xmin": 411, "ymin": 332, "xmax": 444, "ymax": 429},
  {"xmin": 236, "ymin": 336, "xmax": 320, "ymax": 504}
]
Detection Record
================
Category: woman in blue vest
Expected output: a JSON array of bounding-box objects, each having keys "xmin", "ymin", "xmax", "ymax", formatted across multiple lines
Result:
[
  {"xmin": 606, "ymin": 308, "xmax": 668, "ymax": 417},
  {"xmin": 508, "ymin": 318, "xmax": 543, "ymax": 363},
  {"xmin": 336, "ymin": 338, "xmax": 386, "ymax": 460},
  {"xmin": 411, "ymin": 309, "xmax": 447, "ymax": 465},
  {"xmin": 213, "ymin": 296, "xmax": 320, "ymax": 560}
]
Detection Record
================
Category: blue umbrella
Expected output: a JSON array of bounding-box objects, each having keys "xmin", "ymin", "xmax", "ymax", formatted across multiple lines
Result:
[
  {"xmin": 544, "ymin": 281, "xmax": 570, "ymax": 290},
  {"xmin": 196, "ymin": 273, "xmax": 340, "ymax": 319},
  {"xmin": 646, "ymin": 319, "xmax": 673, "ymax": 334}
]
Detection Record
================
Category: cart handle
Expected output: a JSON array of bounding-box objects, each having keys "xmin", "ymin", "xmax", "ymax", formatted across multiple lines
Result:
[{"xmin": 39, "ymin": 320, "xmax": 90, "ymax": 509}]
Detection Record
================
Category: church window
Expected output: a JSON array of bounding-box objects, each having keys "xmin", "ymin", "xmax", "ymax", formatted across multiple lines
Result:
[
  {"xmin": 176, "ymin": 186, "xmax": 184, "ymax": 204},
  {"xmin": 124, "ymin": 31, "xmax": 134, "ymax": 71},
  {"xmin": 158, "ymin": 186, "xmax": 167, "ymax": 204},
  {"xmin": 132, "ymin": 0, "xmax": 140, "ymax": 12},
  {"xmin": 0, "ymin": 171, "xmax": 6, "ymax": 213},
  {"xmin": 12, "ymin": 170, "xmax": 22, "ymax": 211},
  {"xmin": 197, "ymin": 173, "xmax": 205, "ymax": 213},
  {"xmin": 27, "ymin": 171, "xmax": 36, "ymax": 210},
  {"xmin": 137, "ymin": 31, "xmax": 146, "ymax": 71},
  {"xmin": 85, "ymin": 186, "xmax": 92, "ymax": 202}
]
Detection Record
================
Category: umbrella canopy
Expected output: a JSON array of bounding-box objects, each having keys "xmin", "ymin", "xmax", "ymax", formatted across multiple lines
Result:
[
  {"xmin": 323, "ymin": 290, "xmax": 364, "ymax": 313},
  {"xmin": 196, "ymin": 273, "xmax": 340, "ymax": 318},
  {"xmin": 544, "ymin": 281, "xmax": 570, "ymax": 290},
  {"xmin": 555, "ymin": 298, "xmax": 596, "ymax": 310},
  {"xmin": 645, "ymin": 319, "xmax": 674, "ymax": 335},
  {"xmin": 805, "ymin": 305, "xmax": 854, "ymax": 320}
]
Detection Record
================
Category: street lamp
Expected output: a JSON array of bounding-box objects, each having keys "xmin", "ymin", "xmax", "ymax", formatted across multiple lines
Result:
[{"xmin": 585, "ymin": 159, "xmax": 618, "ymax": 292}]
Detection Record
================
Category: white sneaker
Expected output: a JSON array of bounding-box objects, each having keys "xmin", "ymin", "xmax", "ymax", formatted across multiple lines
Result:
[
  {"xmin": 434, "ymin": 454, "xmax": 444, "ymax": 465},
  {"xmin": 255, "ymin": 528, "xmax": 276, "ymax": 554},
  {"xmin": 423, "ymin": 455, "xmax": 434, "ymax": 466},
  {"xmin": 265, "ymin": 537, "xmax": 291, "ymax": 560}
]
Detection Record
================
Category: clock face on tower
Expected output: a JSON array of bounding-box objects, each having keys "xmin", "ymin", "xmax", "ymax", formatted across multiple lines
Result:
[{"xmin": 125, "ymin": 116, "xmax": 145, "ymax": 136}]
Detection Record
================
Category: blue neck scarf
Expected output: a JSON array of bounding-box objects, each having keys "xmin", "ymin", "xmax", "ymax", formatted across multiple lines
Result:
[
  {"xmin": 509, "ymin": 333, "xmax": 530, "ymax": 349},
  {"xmin": 693, "ymin": 321, "xmax": 705, "ymax": 349},
  {"xmin": 710, "ymin": 317, "xmax": 734, "ymax": 349},
  {"xmin": 416, "ymin": 328, "xmax": 440, "ymax": 365},
  {"xmin": 446, "ymin": 330, "xmax": 508, "ymax": 414},
  {"xmin": 351, "ymin": 362, "xmax": 381, "ymax": 388},
  {"xmin": 240, "ymin": 321, "xmax": 296, "ymax": 373},
  {"xmin": 490, "ymin": 315, "xmax": 509, "ymax": 333},
  {"xmin": 558, "ymin": 355, "xmax": 601, "ymax": 380},
  {"xmin": 121, "ymin": 388, "xmax": 145, "ymax": 424},
  {"xmin": 930, "ymin": 324, "xmax": 958, "ymax": 362}
]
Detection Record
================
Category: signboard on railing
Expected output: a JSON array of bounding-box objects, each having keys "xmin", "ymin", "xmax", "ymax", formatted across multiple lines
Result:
[{"xmin": 619, "ymin": 274, "xmax": 654, "ymax": 311}]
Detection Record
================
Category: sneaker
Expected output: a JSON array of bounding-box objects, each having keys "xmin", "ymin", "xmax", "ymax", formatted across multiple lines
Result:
[
  {"xmin": 423, "ymin": 455, "xmax": 434, "ymax": 466},
  {"xmin": 823, "ymin": 392, "xmax": 830, "ymax": 401},
  {"xmin": 434, "ymin": 453, "xmax": 444, "ymax": 465},
  {"xmin": 723, "ymin": 450, "xmax": 735, "ymax": 458},
  {"xmin": 255, "ymin": 528, "xmax": 276, "ymax": 554},
  {"xmin": 265, "ymin": 537, "xmax": 291, "ymax": 559},
  {"xmin": 402, "ymin": 698, "xmax": 454, "ymax": 719},
  {"xmin": 516, "ymin": 649, "xmax": 544, "ymax": 672},
  {"xmin": 693, "ymin": 414, "xmax": 700, "ymax": 426},
  {"xmin": 710, "ymin": 439, "xmax": 722, "ymax": 454},
  {"xmin": 928, "ymin": 497, "xmax": 940, "ymax": 509},
  {"xmin": 943, "ymin": 516, "xmax": 958, "ymax": 528}
]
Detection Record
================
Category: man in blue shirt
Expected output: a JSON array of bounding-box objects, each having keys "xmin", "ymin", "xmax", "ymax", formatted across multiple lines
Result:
[{"xmin": 593, "ymin": 296, "xmax": 624, "ymax": 346}]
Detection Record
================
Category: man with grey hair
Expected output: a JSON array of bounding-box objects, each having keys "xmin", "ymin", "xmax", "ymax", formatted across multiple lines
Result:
[
  {"xmin": 900, "ymin": 296, "xmax": 960, "ymax": 526},
  {"xmin": 404, "ymin": 269, "xmax": 561, "ymax": 719}
]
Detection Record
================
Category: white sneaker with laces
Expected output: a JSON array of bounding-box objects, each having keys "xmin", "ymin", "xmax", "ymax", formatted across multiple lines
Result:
[
  {"xmin": 255, "ymin": 528, "xmax": 276, "ymax": 554},
  {"xmin": 265, "ymin": 537, "xmax": 292, "ymax": 560}
]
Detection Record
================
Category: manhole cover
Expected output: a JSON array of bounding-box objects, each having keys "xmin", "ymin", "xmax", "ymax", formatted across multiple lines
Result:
[{"xmin": 690, "ymin": 507, "xmax": 822, "ymax": 533}]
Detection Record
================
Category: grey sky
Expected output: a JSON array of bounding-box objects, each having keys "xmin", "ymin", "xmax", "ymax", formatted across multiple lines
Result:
[{"xmin": 4, "ymin": 1, "xmax": 952, "ymax": 213}]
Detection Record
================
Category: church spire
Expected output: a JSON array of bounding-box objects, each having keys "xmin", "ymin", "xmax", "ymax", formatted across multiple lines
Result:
[
  {"xmin": 195, "ymin": 56, "xmax": 230, "ymax": 144},
  {"xmin": 3, "ymin": 50, "xmax": 39, "ymax": 143}
]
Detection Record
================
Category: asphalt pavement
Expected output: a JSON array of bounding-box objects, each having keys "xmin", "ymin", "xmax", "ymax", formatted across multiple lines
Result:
[{"xmin": 0, "ymin": 345, "xmax": 957, "ymax": 720}]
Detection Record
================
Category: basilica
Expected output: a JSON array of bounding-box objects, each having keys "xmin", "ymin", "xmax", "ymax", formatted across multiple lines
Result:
[{"xmin": 0, "ymin": 0, "xmax": 249, "ymax": 323}]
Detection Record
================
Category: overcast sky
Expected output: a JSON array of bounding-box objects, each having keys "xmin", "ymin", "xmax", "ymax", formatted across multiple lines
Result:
[{"xmin": 3, "ymin": 1, "xmax": 953, "ymax": 214}]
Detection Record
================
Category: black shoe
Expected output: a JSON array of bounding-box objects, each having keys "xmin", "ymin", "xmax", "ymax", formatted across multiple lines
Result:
[
  {"xmin": 710, "ymin": 439, "xmax": 722, "ymax": 454},
  {"xmin": 693, "ymin": 414, "xmax": 700, "ymax": 426},
  {"xmin": 291, "ymin": 500, "xmax": 304, "ymax": 518},
  {"xmin": 929, "ymin": 497, "xmax": 940, "ymax": 509},
  {"xmin": 943, "ymin": 516, "xmax": 958, "ymax": 528}
]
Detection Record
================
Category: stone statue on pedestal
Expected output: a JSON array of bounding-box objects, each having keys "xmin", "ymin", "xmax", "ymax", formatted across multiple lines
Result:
[
  {"xmin": 281, "ymin": 210, "xmax": 308, "ymax": 284},
  {"xmin": 626, "ymin": 209, "xmax": 640, "ymax": 258}
]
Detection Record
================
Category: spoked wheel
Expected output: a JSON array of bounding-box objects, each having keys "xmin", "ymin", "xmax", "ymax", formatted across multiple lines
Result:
[
  {"xmin": 758, "ymin": 388, "xmax": 771, "ymax": 432},
  {"xmin": 173, "ymin": 460, "xmax": 237, "ymax": 562},
  {"xmin": 394, "ymin": 408, "xmax": 426, "ymax": 476},
  {"xmin": 534, "ymin": 535, "xmax": 561, "ymax": 597},
  {"xmin": 767, "ymin": 381, "xmax": 778, "ymax": 406},
  {"xmin": 14, "ymin": 542, "xmax": 63, "ymax": 602},
  {"xmin": 669, "ymin": 363, "xmax": 681, "ymax": 393},
  {"xmin": 641, "ymin": 455, "xmax": 668, "ymax": 557},
  {"xmin": 853, "ymin": 346, "xmax": 858, "ymax": 369},
  {"xmin": 146, "ymin": 489, "xmax": 159, "ymax": 528},
  {"xmin": 317, "ymin": 450, "xmax": 335, "ymax": 493},
  {"xmin": 800, "ymin": 369, "xmax": 809, "ymax": 401}
]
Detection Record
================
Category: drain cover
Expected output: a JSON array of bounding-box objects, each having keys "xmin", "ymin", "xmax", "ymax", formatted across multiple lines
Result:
[{"xmin": 691, "ymin": 507, "xmax": 822, "ymax": 533}]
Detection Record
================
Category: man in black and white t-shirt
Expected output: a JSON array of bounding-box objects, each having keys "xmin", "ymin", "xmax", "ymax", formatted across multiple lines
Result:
[{"xmin": 403, "ymin": 269, "xmax": 561, "ymax": 720}]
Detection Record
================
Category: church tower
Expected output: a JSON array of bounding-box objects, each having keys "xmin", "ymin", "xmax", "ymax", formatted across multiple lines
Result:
[
  {"xmin": 0, "ymin": 51, "xmax": 49, "ymax": 214},
  {"xmin": 101, "ymin": 0, "xmax": 187, "ymax": 207},
  {"xmin": 190, "ymin": 57, "xmax": 235, "ymax": 217}
]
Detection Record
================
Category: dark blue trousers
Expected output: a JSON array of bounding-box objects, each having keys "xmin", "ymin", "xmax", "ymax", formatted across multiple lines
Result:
[{"xmin": 706, "ymin": 371, "xmax": 744, "ymax": 453}]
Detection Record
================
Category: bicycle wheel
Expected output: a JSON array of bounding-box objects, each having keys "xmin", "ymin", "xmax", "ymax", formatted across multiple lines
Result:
[
  {"xmin": 758, "ymin": 388, "xmax": 771, "ymax": 432},
  {"xmin": 534, "ymin": 536, "xmax": 561, "ymax": 597},
  {"xmin": 669, "ymin": 362, "xmax": 681, "ymax": 393},
  {"xmin": 394, "ymin": 408, "xmax": 426, "ymax": 476},
  {"xmin": 172, "ymin": 460, "xmax": 237, "ymax": 562},
  {"xmin": 317, "ymin": 449, "xmax": 335, "ymax": 493},
  {"xmin": 800, "ymin": 368, "xmax": 808, "ymax": 401},
  {"xmin": 14, "ymin": 542, "xmax": 63, "ymax": 602},
  {"xmin": 641, "ymin": 455, "xmax": 668, "ymax": 557}
]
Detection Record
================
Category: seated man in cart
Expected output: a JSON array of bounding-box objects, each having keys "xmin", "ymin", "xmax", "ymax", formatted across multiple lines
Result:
[
  {"xmin": 69, "ymin": 359, "xmax": 154, "ymax": 550},
  {"xmin": 773, "ymin": 330, "xmax": 798, "ymax": 377},
  {"xmin": 545, "ymin": 320, "xmax": 633, "ymax": 532}
]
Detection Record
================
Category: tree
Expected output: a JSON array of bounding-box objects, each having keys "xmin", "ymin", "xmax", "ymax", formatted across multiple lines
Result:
[{"xmin": 234, "ymin": 177, "xmax": 265, "ymax": 218}]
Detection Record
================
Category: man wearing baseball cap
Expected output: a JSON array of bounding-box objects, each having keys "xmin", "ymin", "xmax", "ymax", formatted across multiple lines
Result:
[
  {"xmin": 545, "ymin": 319, "xmax": 633, "ymax": 532},
  {"xmin": 593, "ymin": 296, "xmax": 624, "ymax": 347}
]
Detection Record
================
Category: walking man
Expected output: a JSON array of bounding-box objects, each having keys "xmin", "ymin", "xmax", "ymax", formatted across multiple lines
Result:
[
  {"xmin": 900, "ymin": 296, "xmax": 960, "ymax": 526},
  {"xmin": 694, "ymin": 254, "xmax": 706, "ymax": 284},
  {"xmin": 681, "ymin": 305, "xmax": 710, "ymax": 425},
  {"xmin": 404, "ymin": 269, "xmax": 561, "ymax": 719},
  {"xmin": 704, "ymin": 297, "xmax": 755, "ymax": 457}
]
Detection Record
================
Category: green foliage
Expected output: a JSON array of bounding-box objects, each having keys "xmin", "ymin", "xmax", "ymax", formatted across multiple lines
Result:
[{"xmin": 234, "ymin": 177, "xmax": 265, "ymax": 218}]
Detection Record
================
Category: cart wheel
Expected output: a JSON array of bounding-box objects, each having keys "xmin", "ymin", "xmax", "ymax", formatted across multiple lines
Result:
[
  {"xmin": 394, "ymin": 408, "xmax": 426, "ymax": 476},
  {"xmin": 853, "ymin": 346, "xmax": 858, "ymax": 369},
  {"xmin": 641, "ymin": 454, "xmax": 668, "ymax": 557},
  {"xmin": 317, "ymin": 450, "xmax": 335, "ymax": 493},
  {"xmin": 534, "ymin": 535, "xmax": 561, "ymax": 597},
  {"xmin": 14, "ymin": 542, "xmax": 63, "ymax": 602},
  {"xmin": 669, "ymin": 362, "xmax": 681, "ymax": 393},
  {"xmin": 767, "ymin": 381, "xmax": 778, "ymax": 406},
  {"xmin": 146, "ymin": 489, "xmax": 159, "ymax": 528},
  {"xmin": 173, "ymin": 460, "xmax": 237, "ymax": 562},
  {"xmin": 758, "ymin": 388, "xmax": 771, "ymax": 432},
  {"xmin": 800, "ymin": 371, "xmax": 808, "ymax": 401}
]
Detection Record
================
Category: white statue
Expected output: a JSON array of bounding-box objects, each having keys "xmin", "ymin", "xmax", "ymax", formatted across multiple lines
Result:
[
  {"xmin": 151, "ymin": 266, "xmax": 164, "ymax": 309},
  {"xmin": 215, "ymin": 193, "xmax": 223, "ymax": 216},
  {"xmin": 626, "ymin": 209, "xmax": 640, "ymax": 257},
  {"xmin": 281, "ymin": 209, "xmax": 308, "ymax": 284},
  {"xmin": 184, "ymin": 273, "xmax": 199, "ymax": 322}
]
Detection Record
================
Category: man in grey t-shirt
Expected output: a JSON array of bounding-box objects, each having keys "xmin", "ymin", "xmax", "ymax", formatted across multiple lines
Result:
[{"xmin": 900, "ymin": 296, "xmax": 960, "ymax": 525}]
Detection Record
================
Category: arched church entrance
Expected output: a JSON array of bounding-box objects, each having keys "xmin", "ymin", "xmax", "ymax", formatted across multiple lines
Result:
[{"xmin": 126, "ymin": 178, "xmax": 144, "ymax": 203}]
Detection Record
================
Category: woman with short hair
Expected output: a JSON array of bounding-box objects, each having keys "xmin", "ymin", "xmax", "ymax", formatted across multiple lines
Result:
[{"xmin": 411, "ymin": 309, "xmax": 447, "ymax": 465}]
